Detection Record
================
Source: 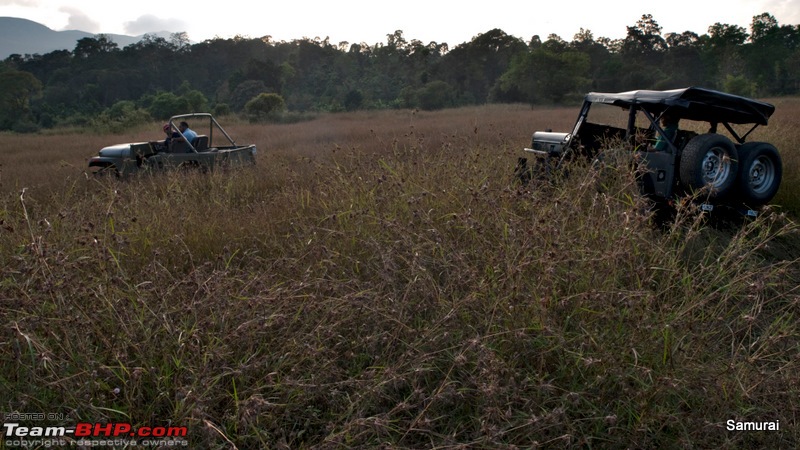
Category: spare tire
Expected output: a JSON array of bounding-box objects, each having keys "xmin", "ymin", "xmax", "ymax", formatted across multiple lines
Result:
[
  {"xmin": 679, "ymin": 133, "xmax": 738, "ymax": 198},
  {"xmin": 734, "ymin": 142, "xmax": 782, "ymax": 207}
]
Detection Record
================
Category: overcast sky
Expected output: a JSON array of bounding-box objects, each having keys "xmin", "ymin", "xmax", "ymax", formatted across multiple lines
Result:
[{"xmin": 1, "ymin": 0, "xmax": 799, "ymax": 46}]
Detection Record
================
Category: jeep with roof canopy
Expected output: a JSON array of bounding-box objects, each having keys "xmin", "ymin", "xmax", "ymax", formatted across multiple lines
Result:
[
  {"xmin": 516, "ymin": 87, "xmax": 782, "ymax": 215},
  {"xmin": 88, "ymin": 113, "xmax": 257, "ymax": 176}
]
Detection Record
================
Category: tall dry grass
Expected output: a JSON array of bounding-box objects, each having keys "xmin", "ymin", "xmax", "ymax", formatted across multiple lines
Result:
[
  {"xmin": 759, "ymin": 97, "xmax": 800, "ymax": 212},
  {"xmin": 0, "ymin": 102, "xmax": 799, "ymax": 448}
]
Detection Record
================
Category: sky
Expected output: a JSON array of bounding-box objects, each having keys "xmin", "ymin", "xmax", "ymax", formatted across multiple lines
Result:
[{"xmin": 1, "ymin": 0, "xmax": 799, "ymax": 46}]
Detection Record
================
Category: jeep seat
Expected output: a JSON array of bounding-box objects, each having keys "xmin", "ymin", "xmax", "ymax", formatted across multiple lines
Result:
[
  {"xmin": 169, "ymin": 140, "xmax": 190, "ymax": 153},
  {"xmin": 193, "ymin": 135, "xmax": 209, "ymax": 152}
]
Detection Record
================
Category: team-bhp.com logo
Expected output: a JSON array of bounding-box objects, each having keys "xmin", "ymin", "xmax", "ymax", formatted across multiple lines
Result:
[
  {"xmin": 3, "ymin": 421, "xmax": 188, "ymax": 447},
  {"xmin": 4, "ymin": 422, "xmax": 187, "ymax": 437}
]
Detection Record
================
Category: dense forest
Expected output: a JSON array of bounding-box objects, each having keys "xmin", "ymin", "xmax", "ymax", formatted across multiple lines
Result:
[{"xmin": 0, "ymin": 12, "xmax": 798, "ymax": 131}]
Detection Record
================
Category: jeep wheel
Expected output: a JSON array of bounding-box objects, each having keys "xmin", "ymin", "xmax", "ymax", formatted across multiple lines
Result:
[
  {"xmin": 734, "ymin": 142, "xmax": 782, "ymax": 206},
  {"xmin": 514, "ymin": 157, "xmax": 531, "ymax": 185},
  {"xmin": 178, "ymin": 160, "xmax": 206, "ymax": 172},
  {"xmin": 514, "ymin": 156, "xmax": 560, "ymax": 186},
  {"xmin": 680, "ymin": 133, "xmax": 738, "ymax": 198},
  {"xmin": 92, "ymin": 165, "xmax": 119, "ymax": 178}
]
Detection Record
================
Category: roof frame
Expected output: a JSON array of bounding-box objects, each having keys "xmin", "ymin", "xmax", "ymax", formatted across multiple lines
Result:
[{"xmin": 584, "ymin": 87, "xmax": 775, "ymax": 126}]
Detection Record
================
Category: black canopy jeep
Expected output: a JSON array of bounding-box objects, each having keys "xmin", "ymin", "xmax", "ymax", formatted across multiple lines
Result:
[{"xmin": 516, "ymin": 87, "xmax": 782, "ymax": 215}]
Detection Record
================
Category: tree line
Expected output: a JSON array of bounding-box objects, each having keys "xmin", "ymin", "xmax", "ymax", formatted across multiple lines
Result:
[{"xmin": 0, "ymin": 12, "xmax": 798, "ymax": 132}]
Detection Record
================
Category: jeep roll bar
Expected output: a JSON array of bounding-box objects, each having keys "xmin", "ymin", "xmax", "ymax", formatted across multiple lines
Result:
[{"xmin": 166, "ymin": 113, "xmax": 239, "ymax": 153}]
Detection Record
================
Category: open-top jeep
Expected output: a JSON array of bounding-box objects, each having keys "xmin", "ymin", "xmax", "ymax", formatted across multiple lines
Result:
[
  {"xmin": 88, "ymin": 113, "xmax": 257, "ymax": 176},
  {"xmin": 516, "ymin": 87, "xmax": 782, "ymax": 215}
]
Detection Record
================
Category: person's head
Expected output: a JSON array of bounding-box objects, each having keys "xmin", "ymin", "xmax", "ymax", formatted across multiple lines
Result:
[
  {"xmin": 660, "ymin": 112, "xmax": 679, "ymax": 127},
  {"xmin": 179, "ymin": 121, "xmax": 189, "ymax": 131},
  {"xmin": 163, "ymin": 123, "xmax": 171, "ymax": 133}
]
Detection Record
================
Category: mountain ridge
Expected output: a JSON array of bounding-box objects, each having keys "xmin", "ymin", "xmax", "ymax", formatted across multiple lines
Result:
[{"xmin": 1, "ymin": 17, "xmax": 171, "ymax": 59}]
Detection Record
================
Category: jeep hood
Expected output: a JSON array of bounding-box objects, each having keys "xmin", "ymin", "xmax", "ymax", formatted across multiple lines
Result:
[{"xmin": 98, "ymin": 144, "xmax": 132, "ymax": 158}]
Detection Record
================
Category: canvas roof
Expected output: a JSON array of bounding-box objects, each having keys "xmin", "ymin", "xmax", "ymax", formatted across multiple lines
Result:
[{"xmin": 584, "ymin": 87, "xmax": 775, "ymax": 125}]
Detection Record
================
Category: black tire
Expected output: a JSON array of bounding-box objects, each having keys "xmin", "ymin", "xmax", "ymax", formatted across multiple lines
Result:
[
  {"xmin": 178, "ymin": 160, "xmax": 209, "ymax": 174},
  {"xmin": 679, "ymin": 133, "xmax": 738, "ymax": 198},
  {"xmin": 92, "ymin": 164, "xmax": 119, "ymax": 178},
  {"xmin": 514, "ymin": 156, "xmax": 561, "ymax": 186},
  {"xmin": 514, "ymin": 157, "xmax": 531, "ymax": 185},
  {"xmin": 734, "ymin": 142, "xmax": 782, "ymax": 206}
]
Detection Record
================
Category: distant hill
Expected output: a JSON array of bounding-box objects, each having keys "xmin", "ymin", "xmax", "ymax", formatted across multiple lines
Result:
[{"xmin": 0, "ymin": 17, "xmax": 171, "ymax": 59}]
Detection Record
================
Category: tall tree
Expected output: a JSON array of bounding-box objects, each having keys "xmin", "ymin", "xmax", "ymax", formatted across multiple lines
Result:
[
  {"xmin": 616, "ymin": 15, "xmax": 668, "ymax": 88},
  {"xmin": 662, "ymin": 31, "xmax": 707, "ymax": 88},
  {"xmin": 441, "ymin": 29, "xmax": 527, "ymax": 103},
  {"xmin": 622, "ymin": 14, "xmax": 666, "ymax": 61},
  {"xmin": 570, "ymin": 29, "xmax": 611, "ymax": 89},
  {"xmin": 73, "ymin": 35, "xmax": 119, "ymax": 59},
  {"xmin": 0, "ymin": 70, "xmax": 42, "ymax": 129},
  {"xmin": 750, "ymin": 12, "xmax": 779, "ymax": 42},
  {"xmin": 500, "ymin": 36, "xmax": 590, "ymax": 104},
  {"xmin": 703, "ymin": 22, "xmax": 749, "ymax": 88}
]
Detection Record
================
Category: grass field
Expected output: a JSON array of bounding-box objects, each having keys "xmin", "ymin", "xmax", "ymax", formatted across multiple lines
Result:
[{"xmin": 1, "ymin": 102, "xmax": 799, "ymax": 448}]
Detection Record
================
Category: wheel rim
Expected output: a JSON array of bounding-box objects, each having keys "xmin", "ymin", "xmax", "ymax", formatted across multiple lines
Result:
[
  {"xmin": 701, "ymin": 147, "xmax": 731, "ymax": 188},
  {"xmin": 747, "ymin": 155, "xmax": 776, "ymax": 195}
]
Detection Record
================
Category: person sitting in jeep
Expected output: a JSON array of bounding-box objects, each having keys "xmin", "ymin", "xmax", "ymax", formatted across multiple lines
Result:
[
  {"xmin": 158, "ymin": 121, "xmax": 198, "ymax": 153},
  {"xmin": 177, "ymin": 121, "xmax": 198, "ymax": 144},
  {"xmin": 653, "ymin": 112, "xmax": 679, "ymax": 152},
  {"xmin": 154, "ymin": 123, "xmax": 180, "ymax": 152}
]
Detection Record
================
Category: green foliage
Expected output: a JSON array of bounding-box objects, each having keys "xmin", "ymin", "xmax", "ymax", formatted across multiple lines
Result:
[
  {"xmin": 414, "ymin": 80, "xmax": 456, "ymax": 110},
  {"xmin": 10, "ymin": 119, "xmax": 40, "ymax": 133},
  {"xmin": 723, "ymin": 74, "xmax": 756, "ymax": 97},
  {"xmin": 344, "ymin": 90, "xmax": 364, "ymax": 111},
  {"xmin": 442, "ymin": 29, "xmax": 528, "ymax": 104},
  {"xmin": 500, "ymin": 44, "xmax": 590, "ymax": 103},
  {"xmin": 707, "ymin": 22, "xmax": 749, "ymax": 48},
  {"xmin": 743, "ymin": 13, "xmax": 799, "ymax": 94},
  {"xmin": 228, "ymin": 80, "xmax": 269, "ymax": 112},
  {"xmin": 212, "ymin": 103, "xmax": 232, "ymax": 117},
  {"xmin": 93, "ymin": 100, "xmax": 152, "ymax": 133},
  {"xmin": 623, "ymin": 14, "xmax": 667, "ymax": 58},
  {"xmin": 244, "ymin": 92, "xmax": 286, "ymax": 122},
  {"xmin": 4, "ymin": 10, "xmax": 800, "ymax": 128},
  {"xmin": 73, "ymin": 35, "xmax": 119, "ymax": 59},
  {"xmin": 0, "ymin": 69, "xmax": 42, "ymax": 130},
  {"xmin": 145, "ymin": 87, "xmax": 208, "ymax": 120},
  {"xmin": 147, "ymin": 92, "xmax": 190, "ymax": 120},
  {"xmin": 182, "ymin": 89, "xmax": 209, "ymax": 112}
]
